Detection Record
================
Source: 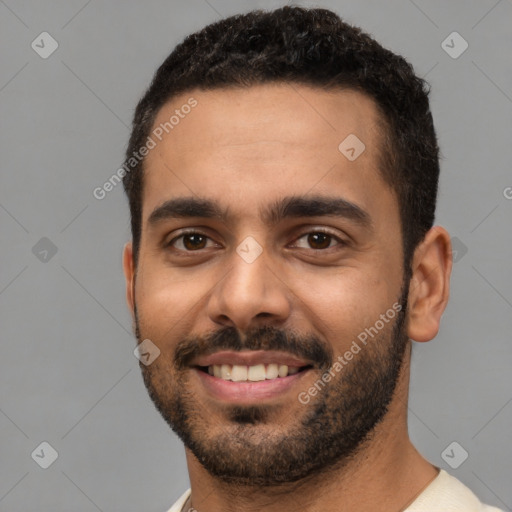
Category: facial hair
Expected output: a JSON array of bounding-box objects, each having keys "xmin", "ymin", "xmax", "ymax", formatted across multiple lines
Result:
[{"xmin": 134, "ymin": 287, "xmax": 409, "ymax": 486}]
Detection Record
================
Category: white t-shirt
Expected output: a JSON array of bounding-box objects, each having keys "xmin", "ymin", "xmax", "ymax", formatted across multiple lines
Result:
[{"xmin": 166, "ymin": 469, "xmax": 504, "ymax": 512}]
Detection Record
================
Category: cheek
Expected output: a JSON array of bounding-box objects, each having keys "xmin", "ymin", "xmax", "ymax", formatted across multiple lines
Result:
[
  {"xmin": 290, "ymin": 266, "xmax": 398, "ymax": 346},
  {"xmin": 134, "ymin": 266, "xmax": 213, "ymax": 346}
]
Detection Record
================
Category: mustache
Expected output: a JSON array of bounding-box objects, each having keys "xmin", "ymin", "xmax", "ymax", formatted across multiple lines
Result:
[{"xmin": 174, "ymin": 325, "xmax": 333, "ymax": 370}]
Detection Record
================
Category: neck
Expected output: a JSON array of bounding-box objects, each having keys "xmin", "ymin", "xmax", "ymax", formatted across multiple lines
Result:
[{"xmin": 183, "ymin": 349, "xmax": 438, "ymax": 512}]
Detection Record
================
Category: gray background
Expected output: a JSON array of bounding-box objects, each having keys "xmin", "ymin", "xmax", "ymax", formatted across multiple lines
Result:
[{"xmin": 1, "ymin": 0, "xmax": 511, "ymax": 511}]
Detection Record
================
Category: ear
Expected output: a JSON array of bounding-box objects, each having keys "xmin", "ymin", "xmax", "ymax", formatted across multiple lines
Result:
[
  {"xmin": 407, "ymin": 226, "xmax": 452, "ymax": 342},
  {"xmin": 122, "ymin": 242, "xmax": 135, "ymax": 317}
]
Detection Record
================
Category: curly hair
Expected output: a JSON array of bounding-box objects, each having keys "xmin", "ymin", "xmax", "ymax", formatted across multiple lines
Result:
[{"xmin": 122, "ymin": 6, "xmax": 439, "ymax": 273}]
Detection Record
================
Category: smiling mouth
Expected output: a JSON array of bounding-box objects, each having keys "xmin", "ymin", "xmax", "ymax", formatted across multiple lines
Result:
[{"xmin": 196, "ymin": 363, "xmax": 313, "ymax": 382}]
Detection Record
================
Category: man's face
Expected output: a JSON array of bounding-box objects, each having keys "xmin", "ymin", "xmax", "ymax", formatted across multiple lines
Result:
[{"xmin": 128, "ymin": 84, "xmax": 409, "ymax": 484}]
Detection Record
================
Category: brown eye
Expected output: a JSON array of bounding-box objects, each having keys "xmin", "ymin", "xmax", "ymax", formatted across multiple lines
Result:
[
  {"xmin": 307, "ymin": 232, "xmax": 333, "ymax": 249},
  {"xmin": 182, "ymin": 234, "xmax": 207, "ymax": 250},
  {"xmin": 293, "ymin": 231, "xmax": 341, "ymax": 250},
  {"xmin": 168, "ymin": 232, "xmax": 213, "ymax": 251}
]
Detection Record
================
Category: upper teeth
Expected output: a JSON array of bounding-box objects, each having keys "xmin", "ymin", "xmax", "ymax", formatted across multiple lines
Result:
[{"xmin": 207, "ymin": 363, "xmax": 300, "ymax": 381}]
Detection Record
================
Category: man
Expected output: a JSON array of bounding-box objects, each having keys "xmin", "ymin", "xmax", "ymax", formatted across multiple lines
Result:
[{"xmin": 121, "ymin": 6, "xmax": 503, "ymax": 512}]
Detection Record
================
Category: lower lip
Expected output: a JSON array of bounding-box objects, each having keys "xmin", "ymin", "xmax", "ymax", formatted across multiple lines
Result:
[{"xmin": 194, "ymin": 368, "xmax": 310, "ymax": 403}]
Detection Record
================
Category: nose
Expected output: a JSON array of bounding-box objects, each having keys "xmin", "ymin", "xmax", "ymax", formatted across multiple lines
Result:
[{"xmin": 207, "ymin": 243, "xmax": 291, "ymax": 332}]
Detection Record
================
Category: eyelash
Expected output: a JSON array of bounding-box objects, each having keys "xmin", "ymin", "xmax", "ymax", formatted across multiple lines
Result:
[
  {"xmin": 292, "ymin": 228, "xmax": 345, "ymax": 250},
  {"xmin": 166, "ymin": 230, "xmax": 218, "ymax": 252},
  {"xmin": 165, "ymin": 228, "xmax": 346, "ymax": 252}
]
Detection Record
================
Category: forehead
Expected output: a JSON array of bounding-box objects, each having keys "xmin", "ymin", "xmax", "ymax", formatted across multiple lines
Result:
[{"xmin": 141, "ymin": 84, "xmax": 393, "ymax": 225}]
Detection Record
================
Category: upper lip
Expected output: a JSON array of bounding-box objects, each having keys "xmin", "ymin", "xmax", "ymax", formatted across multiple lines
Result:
[{"xmin": 192, "ymin": 350, "xmax": 313, "ymax": 368}]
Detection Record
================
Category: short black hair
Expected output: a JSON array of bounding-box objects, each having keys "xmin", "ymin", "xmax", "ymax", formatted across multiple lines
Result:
[{"xmin": 122, "ymin": 6, "xmax": 439, "ymax": 274}]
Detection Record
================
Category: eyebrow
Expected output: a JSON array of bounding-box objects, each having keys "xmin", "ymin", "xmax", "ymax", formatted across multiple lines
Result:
[
  {"xmin": 147, "ymin": 195, "xmax": 372, "ymax": 229},
  {"xmin": 262, "ymin": 195, "xmax": 372, "ymax": 228},
  {"xmin": 148, "ymin": 197, "xmax": 227, "ymax": 225}
]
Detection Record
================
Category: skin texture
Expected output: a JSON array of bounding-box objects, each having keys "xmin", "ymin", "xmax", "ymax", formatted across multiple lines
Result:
[{"xmin": 123, "ymin": 83, "xmax": 452, "ymax": 512}]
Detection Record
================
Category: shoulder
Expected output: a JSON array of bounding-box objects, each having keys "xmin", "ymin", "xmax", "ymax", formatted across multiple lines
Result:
[
  {"xmin": 406, "ymin": 470, "xmax": 504, "ymax": 512},
  {"xmin": 165, "ymin": 488, "xmax": 191, "ymax": 512}
]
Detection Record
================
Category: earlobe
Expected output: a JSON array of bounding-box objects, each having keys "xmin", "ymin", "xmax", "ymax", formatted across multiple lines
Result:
[
  {"xmin": 407, "ymin": 226, "xmax": 452, "ymax": 342},
  {"xmin": 122, "ymin": 242, "xmax": 135, "ymax": 315}
]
